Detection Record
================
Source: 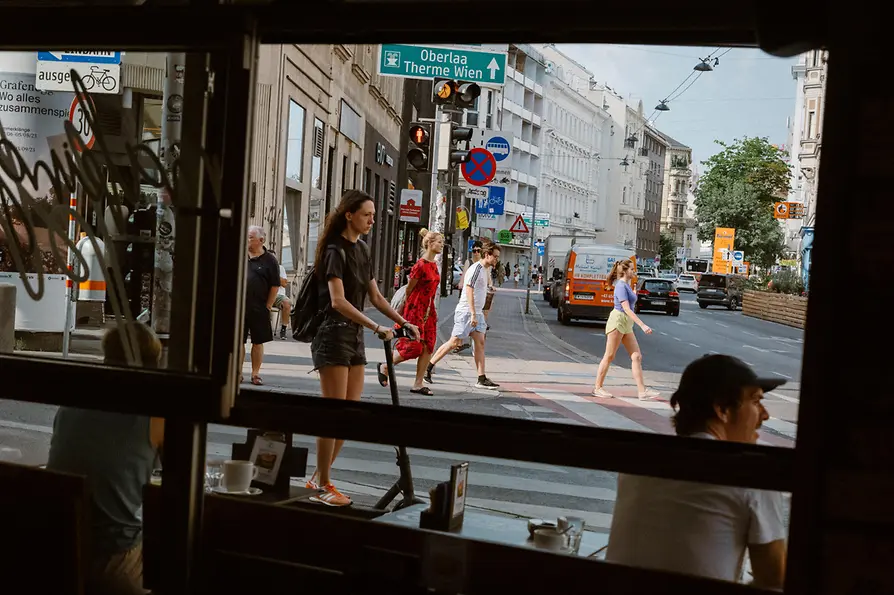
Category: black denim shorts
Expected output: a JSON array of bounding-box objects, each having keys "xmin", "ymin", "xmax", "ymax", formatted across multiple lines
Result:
[{"xmin": 311, "ymin": 319, "xmax": 366, "ymax": 370}]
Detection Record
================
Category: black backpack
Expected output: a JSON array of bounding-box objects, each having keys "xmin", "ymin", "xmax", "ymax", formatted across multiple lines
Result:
[{"xmin": 291, "ymin": 246, "xmax": 346, "ymax": 342}]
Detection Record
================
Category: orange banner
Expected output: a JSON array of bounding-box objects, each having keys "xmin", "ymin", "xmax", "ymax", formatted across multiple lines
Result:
[{"xmin": 712, "ymin": 227, "xmax": 735, "ymax": 274}]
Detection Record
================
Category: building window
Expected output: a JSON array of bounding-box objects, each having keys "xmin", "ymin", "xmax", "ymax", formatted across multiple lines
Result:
[
  {"xmin": 353, "ymin": 162, "xmax": 359, "ymax": 189},
  {"xmin": 311, "ymin": 118, "xmax": 325, "ymax": 190},
  {"xmin": 364, "ymin": 168, "xmax": 372, "ymax": 194},
  {"xmin": 285, "ymin": 100, "xmax": 306, "ymax": 185},
  {"xmin": 341, "ymin": 155, "xmax": 348, "ymax": 194}
]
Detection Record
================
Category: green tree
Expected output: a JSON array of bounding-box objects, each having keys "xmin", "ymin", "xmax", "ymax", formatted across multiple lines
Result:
[
  {"xmin": 694, "ymin": 137, "xmax": 790, "ymax": 268},
  {"xmin": 696, "ymin": 181, "xmax": 785, "ymax": 269},
  {"xmin": 659, "ymin": 232, "xmax": 677, "ymax": 268}
]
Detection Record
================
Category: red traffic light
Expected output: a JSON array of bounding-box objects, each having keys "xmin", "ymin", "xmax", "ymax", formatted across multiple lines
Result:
[{"xmin": 409, "ymin": 123, "xmax": 430, "ymax": 145}]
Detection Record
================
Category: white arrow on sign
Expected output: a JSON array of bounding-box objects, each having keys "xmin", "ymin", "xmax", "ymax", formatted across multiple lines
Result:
[
  {"xmin": 487, "ymin": 57, "xmax": 500, "ymax": 80},
  {"xmin": 48, "ymin": 51, "xmax": 63, "ymax": 60}
]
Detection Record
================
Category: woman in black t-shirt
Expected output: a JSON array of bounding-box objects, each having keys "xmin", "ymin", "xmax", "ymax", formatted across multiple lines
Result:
[{"xmin": 306, "ymin": 190, "xmax": 420, "ymax": 507}]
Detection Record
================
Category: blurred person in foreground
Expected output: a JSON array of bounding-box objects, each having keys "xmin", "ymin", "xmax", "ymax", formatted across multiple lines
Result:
[
  {"xmin": 47, "ymin": 322, "xmax": 164, "ymax": 595},
  {"xmin": 606, "ymin": 355, "xmax": 787, "ymax": 590}
]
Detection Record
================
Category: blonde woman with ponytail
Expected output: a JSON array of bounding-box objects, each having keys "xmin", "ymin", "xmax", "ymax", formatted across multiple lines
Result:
[
  {"xmin": 592, "ymin": 258, "xmax": 660, "ymax": 400},
  {"xmin": 376, "ymin": 228, "xmax": 444, "ymax": 395}
]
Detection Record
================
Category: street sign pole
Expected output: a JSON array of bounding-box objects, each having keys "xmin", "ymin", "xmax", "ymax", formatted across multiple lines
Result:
[
  {"xmin": 151, "ymin": 53, "xmax": 185, "ymax": 347},
  {"xmin": 525, "ymin": 190, "xmax": 538, "ymax": 314}
]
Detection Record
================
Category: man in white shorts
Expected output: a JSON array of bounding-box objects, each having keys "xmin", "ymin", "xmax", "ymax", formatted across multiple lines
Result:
[
  {"xmin": 606, "ymin": 355, "xmax": 787, "ymax": 589},
  {"xmin": 424, "ymin": 240, "xmax": 500, "ymax": 389}
]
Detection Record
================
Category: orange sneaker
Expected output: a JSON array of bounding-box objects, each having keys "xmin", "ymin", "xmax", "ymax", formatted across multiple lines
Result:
[
  {"xmin": 309, "ymin": 483, "xmax": 352, "ymax": 507},
  {"xmin": 305, "ymin": 472, "xmax": 319, "ymax": 490}
]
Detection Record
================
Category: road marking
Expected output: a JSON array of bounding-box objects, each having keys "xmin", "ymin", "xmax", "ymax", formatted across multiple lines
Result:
[
  {"xmin": 688, "ymin": 343, "xmax": 700, "ymax": 348},
  {"xmin": 616, "ymin": 396, "xmax": 673, "ymax": 418},
  {"xmin": 742, "ymin": 331, "xmax": 759, "ymax": 337},
  {"xmin": 673, "ymin": 337, "xmax": 682, "ymax": 341},
  {"xmin": 670, "ymin": 320, "xmax": 693, "ymax": 326},
  {"xmin": 708, "ymin": 350, "xmax": 719, "ymax": 354},
  {"xmin": 659, "ymin": 331, "xmax": 668, "ymax": 336},
  {"xmin": 715, "ymin": 322, "xmax": 729, "ymax": 328},
  {"xmin": 761, "ymin": 417, "xmax": 798, "ymax": 439},
  {"xmin": 743, "ymin": 361, "xmax": 755, "ymax": 366},
  {"xmin": 768, "ymin": 391, "xmax": 800, "ymax": 404},
  {"xmin": 743, "ymin": 344, "xmax": 769, "ymax": 353},
  {"xmin": 773, "ymin": 371, "xmax": 793, "ymax": 379},
  {"xmin": 527, "ymin": 388, "xmax": 653, "ymax": 434}
]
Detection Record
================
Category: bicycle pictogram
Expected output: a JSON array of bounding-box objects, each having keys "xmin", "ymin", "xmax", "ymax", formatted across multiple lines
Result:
[{"xmin": 82, "ymin": 65, "xmax": 117, "ymax": 92}]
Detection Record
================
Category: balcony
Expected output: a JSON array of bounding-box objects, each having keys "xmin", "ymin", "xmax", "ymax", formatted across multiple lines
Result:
[{"xmin": 532, "ymin": 113, "xmax": 541, "ymax": 126}]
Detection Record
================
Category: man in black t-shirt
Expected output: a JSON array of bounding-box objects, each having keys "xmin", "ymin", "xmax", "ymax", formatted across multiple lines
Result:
[{"xmin": 243, "ymin": 225, "xmax": 280, "ymax": 385}]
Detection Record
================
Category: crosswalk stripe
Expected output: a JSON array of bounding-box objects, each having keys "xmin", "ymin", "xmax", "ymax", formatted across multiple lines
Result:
[
  {"xmin": 760, "ymin": 417, "xmax": 798, "ymax": 439},
  {"xmin": 526, "ymin": 388, "xmax": 653, "ymax": 434}
]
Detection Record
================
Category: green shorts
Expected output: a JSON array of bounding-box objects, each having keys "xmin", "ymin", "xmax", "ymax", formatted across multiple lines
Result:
[{"xmin": 606, "ymin": 309, "xmax": 634, "ymax": 335}]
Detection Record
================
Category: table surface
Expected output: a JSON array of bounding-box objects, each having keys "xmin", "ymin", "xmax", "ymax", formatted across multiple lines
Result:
[{"xmin": 375, "ymin": 503, "xmax": 608, "ymax": 558}]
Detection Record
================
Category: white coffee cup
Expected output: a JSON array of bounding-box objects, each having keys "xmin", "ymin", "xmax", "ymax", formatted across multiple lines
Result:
[
  {"xmin": 533, "ymin": 527, "xmax": 568, "ymax": 551},
  {"xmin": 220, "ymin": 460, "xmax": 258, "ymax": 493}
]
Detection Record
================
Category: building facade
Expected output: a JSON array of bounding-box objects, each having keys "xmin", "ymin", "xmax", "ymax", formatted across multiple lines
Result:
[
  {"xmin": 790, "ymin": 49, "xmax": 826, "ymax": 289},
  {"xmin": 538, "ymin": 45, "xmax": 610, "ymax": 240},
  {"xmin": 252, "ymin": 44, "xmax": 405, "ymax": 295},
  {"xmin": 473, "ymin": 43, "xmax": 546, "ymax": 276},
  {"xmin": 659, "ymin": 133, "xmax": 693, "ymax": 255},
  {"xmin": 639, "ymin": 126, "xmax": 666, "ymax": 261}
]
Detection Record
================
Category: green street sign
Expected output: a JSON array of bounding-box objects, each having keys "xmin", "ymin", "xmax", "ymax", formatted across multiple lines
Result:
[
  {"xmin": 378, "ymin": 44, "xmax": 507, "ymax": 87},
  {"xmin": 522, "ymin": 215, "xmax": 550, "ymax": 228},
  {"xmin": 497, "ymin": 229, "xmax": 513, "ymax": 244}
]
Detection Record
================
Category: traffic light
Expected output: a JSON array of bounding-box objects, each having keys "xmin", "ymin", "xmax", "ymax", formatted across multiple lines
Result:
[
  {"xmin": 407, "ymin": 122, "xmax": 431, "ymax": 172},
  {"xmin": 432, "ymin": 78, "xmax": 481, "ymax": 109},
  {"xmin": 437, "ymin": 122, "xmax": 474, "ymax": 170},
  {"xmin": 454, "ymin": 82, "xmax": 481, "ymax": 109}
]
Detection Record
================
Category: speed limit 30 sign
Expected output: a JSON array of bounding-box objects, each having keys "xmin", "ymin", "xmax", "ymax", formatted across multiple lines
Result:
[{"xmin": 68, "ymin": 94, "xmax": 96, "ymax": 152}]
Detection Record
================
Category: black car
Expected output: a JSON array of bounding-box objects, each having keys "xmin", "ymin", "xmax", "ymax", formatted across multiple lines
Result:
[{"xmin": 634, "ymin": 277, "xmax": 680, "ymax": 316}]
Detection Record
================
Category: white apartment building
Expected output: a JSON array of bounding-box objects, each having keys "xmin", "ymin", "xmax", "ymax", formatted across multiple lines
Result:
[
  {"xmin": 790, "ymin": 49, "xmax": 826, "ymax": 289},
  {"xmin": 537, "ymin": 45, "xmax": 611, "ymax": 238},
  {"xmin": 474, "ymin": 43, "xmax": 545, "ymax": 273}
]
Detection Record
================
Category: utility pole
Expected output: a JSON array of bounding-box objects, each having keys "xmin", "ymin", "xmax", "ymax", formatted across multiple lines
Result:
[
  {"xmin": 428, "ymin": 104, "xmax": 446, "ymax": 309},
  {"xmin": 151, "ymin": 52, "xmax": 185, "ymax": 341},
  {"xmin": 525, "ymin": 189, "xmax": 538, "ymax": 314}
]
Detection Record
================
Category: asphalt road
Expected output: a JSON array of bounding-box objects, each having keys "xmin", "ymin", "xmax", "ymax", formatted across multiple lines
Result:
[{"xmin": 537, "ymin": 292, "xmax": 804, "ymax": 381}]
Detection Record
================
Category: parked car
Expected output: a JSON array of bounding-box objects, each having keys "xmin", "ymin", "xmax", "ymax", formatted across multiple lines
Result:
[
  {"xmin": 676, "ymin": 273, "xmax": 698, "ymax": 293},
  {"xmin": 634, "ymin": 277, "xmax": 680, "ymax": 316},
  {"xmin": 697, "ymin": 273, "xmax": 745, "ymax": 310}
]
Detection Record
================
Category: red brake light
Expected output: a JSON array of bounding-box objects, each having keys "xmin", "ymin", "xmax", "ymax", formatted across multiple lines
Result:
[
  {"xmin": 669, "ymin": 291, "xmax": 679, "ymax": 297},
  {"xmin": 637, "ymin": 289, "xmax": 650, "ymax": 296}
]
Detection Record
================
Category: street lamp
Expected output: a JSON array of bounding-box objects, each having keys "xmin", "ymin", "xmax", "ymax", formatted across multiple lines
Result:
[
  {"xmin": 694, "ymin": 59, "xmax": 713, "ymax": 72},
  {"xmin": 655, "ymin": 100, "xmax": 670, "ymax": 112}
]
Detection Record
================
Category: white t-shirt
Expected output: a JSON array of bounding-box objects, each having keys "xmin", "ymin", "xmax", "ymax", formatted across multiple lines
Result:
[
  {"xmin": 276, "ymin": 265, "xmax": 287, "ymax": 297},
  {"xmin": 456, "ymin": 261, "xmax": 489, "ymax": 316},
  {"xmin": 605, "ymin": 433, "xmax": 786, "ymax": 583}
]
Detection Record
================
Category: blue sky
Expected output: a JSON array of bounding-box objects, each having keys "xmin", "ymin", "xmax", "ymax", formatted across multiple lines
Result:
[{"xmin": 557, "ymin": 44, "xmax": 798, "ymax": 168}]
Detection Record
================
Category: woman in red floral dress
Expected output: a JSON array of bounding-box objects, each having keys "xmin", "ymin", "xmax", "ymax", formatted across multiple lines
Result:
[{"xmin": 377, "ymin": 228, "xmax": 443, "ymax": 395}]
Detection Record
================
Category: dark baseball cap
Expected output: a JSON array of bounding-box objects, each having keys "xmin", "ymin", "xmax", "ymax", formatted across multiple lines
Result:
[{"xmin": 672, "ymin": 355, "xmax": 787, "ymax": 405}]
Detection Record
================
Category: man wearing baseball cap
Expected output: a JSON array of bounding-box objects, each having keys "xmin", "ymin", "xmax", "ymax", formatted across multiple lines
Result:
[{"xmin": 606, "ymin": 355, "xmax": 788, "ymax": 589}]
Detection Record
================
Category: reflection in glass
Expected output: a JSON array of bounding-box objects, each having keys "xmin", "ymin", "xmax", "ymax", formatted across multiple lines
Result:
[
  {"xmin": 286, "ymin": 100, "xmax": 306, "ymax": 184},
  {"xmin": 281, "ymin": 198, "xmax": 293, "ymax": 272}
]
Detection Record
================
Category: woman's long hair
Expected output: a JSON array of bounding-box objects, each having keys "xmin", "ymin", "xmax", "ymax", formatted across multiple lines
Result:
[
  {"xmin": 313, "ymin": 190, "xmax": 374, "ymax": 277},
  {"xmin": 606, "ymin": 258, "xmax": 634, "ymax": 287}
]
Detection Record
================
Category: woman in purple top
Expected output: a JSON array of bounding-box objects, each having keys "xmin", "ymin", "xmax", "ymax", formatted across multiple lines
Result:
[{"xmin": 592, "ymin": 258, "xmax": 661, "ymax": 400}]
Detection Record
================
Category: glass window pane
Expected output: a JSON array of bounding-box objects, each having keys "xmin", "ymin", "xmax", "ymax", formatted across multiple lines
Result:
[{"xmin": 286, "ymin": 100, "xmax": 305, "ymax": 184}]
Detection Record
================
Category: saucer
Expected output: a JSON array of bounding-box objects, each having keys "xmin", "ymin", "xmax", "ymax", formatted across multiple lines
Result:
[{"xmin": 211, "ymin": 486, "xmax": 263, "ymax": 496}]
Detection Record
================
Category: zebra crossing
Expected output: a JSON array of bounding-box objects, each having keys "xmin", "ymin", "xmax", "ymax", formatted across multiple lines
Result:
[{"xmin": 500, "ymin": 387, "xmax": 798, "ymax": 447}]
